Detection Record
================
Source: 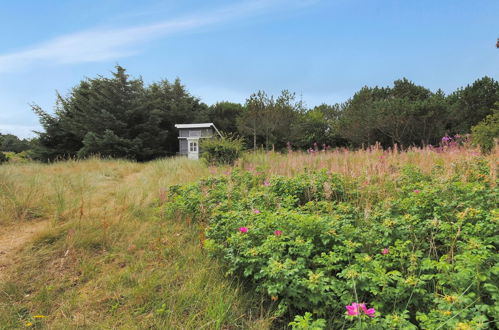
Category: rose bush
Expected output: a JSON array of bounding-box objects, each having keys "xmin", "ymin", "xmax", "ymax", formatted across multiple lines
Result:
[{"xmin": 163, "ymin": 160, "xmax": 498, "ymax": 329}]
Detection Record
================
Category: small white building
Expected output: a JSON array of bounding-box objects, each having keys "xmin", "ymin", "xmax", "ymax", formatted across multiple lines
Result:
[{"xmin": 174, "ymin": 123, "xmax": 221, "ymax": 160}]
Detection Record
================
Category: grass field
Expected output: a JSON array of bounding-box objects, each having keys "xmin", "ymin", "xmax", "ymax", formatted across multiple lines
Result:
[
  {"xmin": 0, "ymin": 158, "xmax": 271, "ymax": 329},
  {"xmin": 0, "ymin": 145, "xmax": 496, "ymax": 329}
]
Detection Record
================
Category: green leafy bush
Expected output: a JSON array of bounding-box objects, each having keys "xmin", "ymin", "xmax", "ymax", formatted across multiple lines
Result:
[
  {"xmin": 289, "ymin": 312, "xmax": 326, "ymax": 329},
  {"xmin": 0, "ymin": 151, "xmax": 8, "ymax": 164},
  {"xmin": 201, "ymin": 135, "xmax": 244, "ymax": 165},
  {"xmin": 163, "ymin": 161, "xmax": 498, "ymax": 329},
  {"xmin": 471, "ymin": 106, "xmax": 499, "ymax": 153}
]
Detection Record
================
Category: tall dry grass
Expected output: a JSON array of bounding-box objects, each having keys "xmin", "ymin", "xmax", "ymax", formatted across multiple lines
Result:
[
  {"xmin": 240, "ymin": 144, "xmax": 496, "ymax": 178},
  {"xmin": 0, "ymin": 157, "xmax": 269, "ymax": 329},
  {"xmin": 0, "ymin": 146, "xmax": 496, "ymax": 328},
  {"xmin": 238, "ymin": 145, "xmax": 497, "ymax": 211}
]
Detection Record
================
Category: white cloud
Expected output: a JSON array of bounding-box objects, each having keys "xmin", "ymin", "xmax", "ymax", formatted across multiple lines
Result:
[{"xmin": 0, "ymin": 0, "xmax": 316, "ymax": 72}]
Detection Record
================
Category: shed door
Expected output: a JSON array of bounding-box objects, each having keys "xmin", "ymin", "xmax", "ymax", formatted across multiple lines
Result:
[{"xmin": 188, "ymin": 139, "xmax": 199, "ymax": 160}]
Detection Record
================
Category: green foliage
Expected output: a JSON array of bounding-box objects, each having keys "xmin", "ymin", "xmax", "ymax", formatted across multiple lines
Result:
[
  {"xmin": 200, "ymin": 135, "xmax": 244, "ymax": 165},
  {"xmin": 289, "ymin": 312, "xmax": 326, "ymax": 329},
  {"xmin": 165, "ymin": 161, "xmax": 498, "ymax": 328},
  {"xmin": 471, "ymin": 104, "xmax": 499, "ymax": 153},
  {"xmin": 207, "ymin": 102, "xmax": 243, "ymax": 135},
  {"xmin": 32, "ymin": 66, "xmax": 207, "ymax": 162},
  {"xmin": 31, "ymin": 67, "xmax": 499, "ymax": 160},
  {"xmin": 0, "ymin": 151, "xmax": 8, "ymax": 164},
  {"xmin": 0, "ymin": 134, "xmax": 32, "ymax": 153},
  {"xmin": 238, "ymin": 90, "xmax": 303, "ymax": 150},
  {"xmin": 338, "ymin": 79, "xmax": 454, "ymax": 147},
  {"xmin": 449, "ymin": 77, "xmax": 499, "ymax": 133}
]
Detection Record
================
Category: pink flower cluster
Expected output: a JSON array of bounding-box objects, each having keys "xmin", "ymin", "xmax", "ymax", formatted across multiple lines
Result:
[{"xmin": 345, "ymin": 303, "xmax": 375, "ymax": 317}]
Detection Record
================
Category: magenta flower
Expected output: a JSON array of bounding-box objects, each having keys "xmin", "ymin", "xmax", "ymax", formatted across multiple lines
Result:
[
  {"xmin": 382, "ymin": 248, "xmax": 389, "ymax": 255},
  {"xmin": 239, "ymin": 227, "xmax": 248, "ymax": 233},
  {"xmin": 413, "ymin": 189, "xmax": 421, "ymax": 194},
  {"xmin": 253, "ymin": 209, "xmax": 261, "ymax": 214},
  {"xmin": 345, "ymin": 303, "xmax": 375, "ymax": 317},
  {"xmin": 263, "ymin": 180, "xmax": 270, "ymax": 186},
  {"xmin": 274, "ymin": 230, "xmax": 282, "ymax": 236},
  {"xmin": 441, "ymin": 135, "xmax": 452, "ymax": 143},
  {"xmin": 346, "ymin": 303, "xmax": 360, "ymax": 316}
]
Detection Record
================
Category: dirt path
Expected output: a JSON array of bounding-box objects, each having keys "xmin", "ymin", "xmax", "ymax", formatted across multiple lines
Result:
[{"xmin": 0, "ymin": 220, "xmax": 49, "ymax": 281}]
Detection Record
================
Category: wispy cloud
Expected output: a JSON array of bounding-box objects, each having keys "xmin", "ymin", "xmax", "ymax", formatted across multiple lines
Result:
[{"xmin": 0, "ymin": 0, "xmax": 316, "ymax": 73}]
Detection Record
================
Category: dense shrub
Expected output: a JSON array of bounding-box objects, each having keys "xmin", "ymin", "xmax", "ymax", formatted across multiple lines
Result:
[
  {"xmin": 471, "ymin": 107, "xmax": 499, "ymax": 153},
  {"xmin": 201, "ymin": 135, "xmax": 244, "ymax": 165},
  {"xmin": 164, "ymin": 161, "xmax": 498, "ymax": 329},
  {"xmin": 0, "ymin": 151, "xmax": 8, "ymax": 164}
]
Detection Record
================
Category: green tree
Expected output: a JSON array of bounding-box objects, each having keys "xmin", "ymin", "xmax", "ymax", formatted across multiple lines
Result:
[
  {"xmin": 338, "ymin": 79, "xmax": 451, "ymax": 148},
  {"xmin": 471, "ymin": 102, "xmax": 499, "ymax": 153},
  {"xmin": 207, "ymin": 102, "xmax": 243, "ymax": 135},
  {"xmin": 338, "ymin": 86, "xmax": 390, "ymax": 147},
  {"xmin": 238, "ymin": 91, "xmax": 268, "ymax": 150},
  {"xmin": 0, "ymin": 134, "xmax": 31, "ymax": 153},
  {"xmin": 144, "ymin": 78, "xmax": 208, "ymax": 157},
  {"xmin": 448, "ymin": 76, "xmax": 499, "ymax": 133},
  {"xmin": 295, "ymin": 104, "xmax": 345, "ymax": 149},
  {"xmin": 32, "ymin": 66, "xmax": 207, "ymax": 161}
]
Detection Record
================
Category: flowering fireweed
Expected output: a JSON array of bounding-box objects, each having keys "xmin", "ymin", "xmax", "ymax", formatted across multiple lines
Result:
[{"xmin": 164, "ymin": 159, "xmax": 498, "ymax": 329}]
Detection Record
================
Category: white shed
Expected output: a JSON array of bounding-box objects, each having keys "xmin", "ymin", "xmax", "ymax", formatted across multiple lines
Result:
[{"xmin": 174, "ymin": 123, "xmax": 221, "ymax": 160}]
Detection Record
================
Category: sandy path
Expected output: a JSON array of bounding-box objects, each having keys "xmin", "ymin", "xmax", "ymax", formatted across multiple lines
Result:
[{"xmin": 0, "ymin": 220, "xmax": 49, "ymax": 281}]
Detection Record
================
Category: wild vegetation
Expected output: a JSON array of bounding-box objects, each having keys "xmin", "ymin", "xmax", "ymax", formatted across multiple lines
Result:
[
  {"xmin": 166, "ymin": 146, "xmax": 498, "ymax": 329},
  {"xmin": 0, "ymin": 158, "xmax": 271, "ymax": 329},
  {"xmin": 0, "ymin": 65, "xmax": 497, "ymax": 329},
  {"xmin": 0, "ymin": 144, "xmax": 496, "ymax": 329},
  {"xmin": 24, "ymin": 66, "xmax": 498, "ymax": 162}
]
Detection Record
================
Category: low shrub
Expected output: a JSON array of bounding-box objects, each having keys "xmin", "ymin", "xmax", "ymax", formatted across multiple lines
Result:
[
  {"xmin": 0, "ymin": 151, "xmax": 8, "ymax": 164},
  {"xmin": 472, "ymin": 107, "xmax": 499, "ymax": 154},
  {"xmin": 164, "ymin": 161, "xmax": 498, "ymax": 329},
  {"xmin": 201, "ymin": 134, "xmax": 244, "ymax": 165}
]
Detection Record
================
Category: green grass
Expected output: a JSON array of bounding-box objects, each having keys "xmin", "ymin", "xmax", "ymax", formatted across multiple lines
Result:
[
  {"xmin": 1, "ymin": 145, "xmax": 495, "ymax": 329},
  {"xmin": 0, "ymin": 157, "xmax": 271, "ymax": 329}
]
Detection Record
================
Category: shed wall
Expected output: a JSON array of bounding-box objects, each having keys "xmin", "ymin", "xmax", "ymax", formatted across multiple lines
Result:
[{"xmin": 179, "ymin": 139, "xmax": 188, "ymax": 155}]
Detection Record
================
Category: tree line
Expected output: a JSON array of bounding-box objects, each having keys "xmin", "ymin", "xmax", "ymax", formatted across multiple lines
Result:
[{"xmin": 27, "ymin": 66, "xmax": 499, "ymax": 161}]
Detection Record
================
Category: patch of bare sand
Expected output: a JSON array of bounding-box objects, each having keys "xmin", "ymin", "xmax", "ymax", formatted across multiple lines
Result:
[{"xmin": 0, "ymin": 220, "xmax": 49, "ymax": 281}]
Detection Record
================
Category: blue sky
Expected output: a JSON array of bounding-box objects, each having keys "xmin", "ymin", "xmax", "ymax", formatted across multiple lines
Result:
[{"xmin": 0, "ymin": 0, "xmax": 498, "ymax": 138}]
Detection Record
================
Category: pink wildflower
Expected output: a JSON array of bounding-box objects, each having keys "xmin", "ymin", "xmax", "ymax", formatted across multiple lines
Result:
[
  {"xmin": 345, "ymin": 303, "xmax": 375, "ymax": 317},
  {"xmin": 346, "ymin": 303, "xmax": 360, "ymax": 316},
  {"xmin": 274, "ymin": 230, "xmax": 282, "ymax": 236},
  {"xmin": 382, "ymin": 248, "xmax": 389, "ymax": 255},
  {"xmin": 263, "ymin": 180, "xmax": 270, "ymax": 186},
  {"xmin": 413, "ymin": 189, "xmax": 421, "ymax": 194},
  {"xmin": 361, "ymin": 304, "xmax": 376, "ymax": 318},
  {"xmin": 239, "ymin": 227, "xmax": 248, "ymax": 233},
  {"xmin": 253, "ymin": 209, "xmax": 261, "ymax": 214}
]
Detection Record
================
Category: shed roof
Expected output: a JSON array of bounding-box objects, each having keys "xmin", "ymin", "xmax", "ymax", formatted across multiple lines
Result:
[
  {"xmin": 174, "ymin": 123, "xmax": 215, "ymax": 129},
  {"xmin": 174, "ymin": 123, "xmax": 221, "ymax": 137}
]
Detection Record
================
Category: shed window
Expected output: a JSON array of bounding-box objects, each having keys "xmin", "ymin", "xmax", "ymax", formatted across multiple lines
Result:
[{"xmin": 189, "ymin": 141, "xmax": 198, "ymax": 152}]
